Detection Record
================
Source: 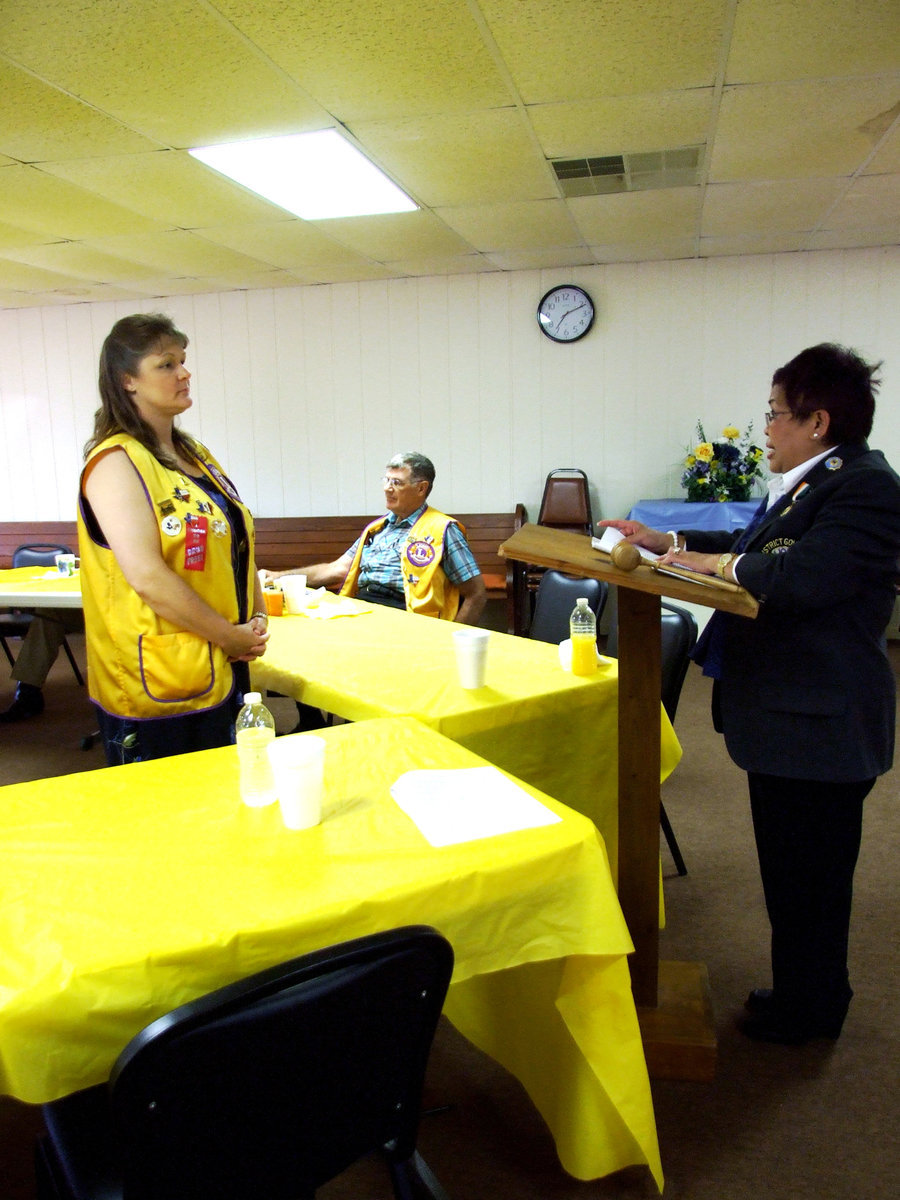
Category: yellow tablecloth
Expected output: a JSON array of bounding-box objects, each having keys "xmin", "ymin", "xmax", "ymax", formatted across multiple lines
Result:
[
  {"xmin": 0, "ymin": 565, "xmax": 82, "ymax": 609},
  {"xmin": 0, "ymin": 717, "xmax": 662, "ymax": 1188},
  {"xmin": 252, "ymin": 598, "xmax": 682, "ymax": 879}
]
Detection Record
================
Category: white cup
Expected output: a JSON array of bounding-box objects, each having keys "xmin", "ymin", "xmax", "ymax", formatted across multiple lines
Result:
[
  {"xmin": 280, "ymin": 574, "xmax": 308, "ymax": 614},
  {"xmin": 266, "ymin": 735, "xmax": 326, "ymax": 829},
  {"xmin": 55, "ymin": 553, "xmax": 78, "ymax": 577},
  {"xmin": 452, "ymin": 628, "xmax": 490, "ymax": 689}
]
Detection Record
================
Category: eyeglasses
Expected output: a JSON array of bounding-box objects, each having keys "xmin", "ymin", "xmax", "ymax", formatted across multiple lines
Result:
[
  {"xmin": 763, "ymin": 409, "xmax": 793, "ymax": 426},
  {"xmin": 382, "ymin": 475, "xmax": 420, "ymax": 490}
]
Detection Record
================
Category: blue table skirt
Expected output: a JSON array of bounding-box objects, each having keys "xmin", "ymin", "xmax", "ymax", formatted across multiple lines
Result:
[{"xmin": 627, "ymin": 498, "xmax": 760, "ymax": 533}]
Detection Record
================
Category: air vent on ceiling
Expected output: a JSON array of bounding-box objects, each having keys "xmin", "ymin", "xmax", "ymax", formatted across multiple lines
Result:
[{"xmin": 551, "ymin": 146, "xmax": 703, "ymax": 197}]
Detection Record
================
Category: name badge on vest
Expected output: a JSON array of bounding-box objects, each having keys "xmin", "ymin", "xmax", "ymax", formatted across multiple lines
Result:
[{"xmin": 184, "ymin": 515, "xmax": 208, "ymax": 571}]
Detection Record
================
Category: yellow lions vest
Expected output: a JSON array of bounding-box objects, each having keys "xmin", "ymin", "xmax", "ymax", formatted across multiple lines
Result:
[
  {"xmin": 340, "ymin": 506, "xmax": 463, "ymax": 620},
  {"xmin": 78, "ymin": 435, "xmax": 256, "ymax": 719}
]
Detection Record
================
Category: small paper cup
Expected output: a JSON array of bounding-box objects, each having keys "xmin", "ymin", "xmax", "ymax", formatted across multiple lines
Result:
[
  {"xmin": 266, "ymin": 735, "xmax": 326, "ymax": 829},
  {"xmin": 452, "ymin": 628, "xmax": 490, "ymax": 689},
  {"xmin": 281, "ymin": 575, "xmax": 308, "ymax": 614},
  {"xmin": 55, "ymin": 553, "xmax": 78, "ymax": 577}
]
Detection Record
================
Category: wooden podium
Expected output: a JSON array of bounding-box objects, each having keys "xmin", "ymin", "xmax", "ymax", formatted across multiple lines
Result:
[{"xmin": 500, "ymin": 523, "xmax": 758, "ymax": 1080}]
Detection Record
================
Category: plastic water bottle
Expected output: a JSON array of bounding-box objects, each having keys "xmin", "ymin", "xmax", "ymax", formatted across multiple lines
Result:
[
  {"xmin": 569, "ymin": 598, "xmax": 597, "ymax": 677},
  {"xmin": 235, "ymin": 692, "xmax": 277, "ymax": 806}
]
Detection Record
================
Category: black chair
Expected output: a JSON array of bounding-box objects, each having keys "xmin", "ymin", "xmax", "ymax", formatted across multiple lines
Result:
[
  {"xmin": 528, "ymin": 569, "xmax": 608, "ymax": 646},
  {"xmin": 35, "ymin": 926, "xmax": 454, "ymax": 1200},
  {"xmin": 0, "ymin": 544, "xmax": 85, "ymax": 686},
  {"xmin": 606, "ymin": 601, "xmax": 698, "ymax": 875}
]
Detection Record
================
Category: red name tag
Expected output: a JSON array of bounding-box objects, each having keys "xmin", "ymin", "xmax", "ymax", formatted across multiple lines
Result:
[{"xmin": 184, "ymin": 516, "xmax": 208, "ymax": 571}]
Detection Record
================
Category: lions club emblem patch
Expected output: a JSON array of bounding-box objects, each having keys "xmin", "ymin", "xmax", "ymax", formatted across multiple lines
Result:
[{"xmin": 406, "ymin": 539, "xmax": 436, "ymax": 568}]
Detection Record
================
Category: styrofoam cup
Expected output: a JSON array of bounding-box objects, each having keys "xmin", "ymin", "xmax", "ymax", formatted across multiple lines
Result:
[
  {"xmin": 280, "ymin": 575, "xmax": 308, "ymax": 614},
  {"xmin": 266, "ymin": 735, "xmax": 326, "ymax": 829},
  {"xmin": 452, "ymin": 628, "xmax": 490, "ymax": 689}
]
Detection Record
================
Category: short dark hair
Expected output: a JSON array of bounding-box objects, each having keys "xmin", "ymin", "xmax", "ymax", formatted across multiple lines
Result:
[
  {"xmin": 387, "ymin": 451, "xmax": 435, "ymax": 496},
  {"xmin": 772, "ymin": 343, "xmax": 881, "ymax": 444}
]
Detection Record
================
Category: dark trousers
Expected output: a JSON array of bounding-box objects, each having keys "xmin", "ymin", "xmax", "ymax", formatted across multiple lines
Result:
[{"xmin": 747, "ymin": 771, "xmax": 872, "ymax": 1026}]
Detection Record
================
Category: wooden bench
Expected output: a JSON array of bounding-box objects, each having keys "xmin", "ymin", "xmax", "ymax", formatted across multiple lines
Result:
[{"xmin": 1, "ymin": 505, "xmax": 528, "ymax": 632}]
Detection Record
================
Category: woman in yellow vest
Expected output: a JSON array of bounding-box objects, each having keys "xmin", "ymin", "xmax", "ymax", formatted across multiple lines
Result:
[{"xmin": 78, "ymin": 313, "xmax": 269, "ymax": 765}]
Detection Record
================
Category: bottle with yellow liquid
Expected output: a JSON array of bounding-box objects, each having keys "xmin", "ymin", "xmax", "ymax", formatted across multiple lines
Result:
[{"xmin": 569, "ymin": 597, "xmax": 598, "ymax": 677}]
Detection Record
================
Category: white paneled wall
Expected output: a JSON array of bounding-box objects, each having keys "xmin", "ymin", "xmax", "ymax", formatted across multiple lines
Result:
[{"xmin": 1, "ymin": 247, "xmax": 898, "ymax": 525}]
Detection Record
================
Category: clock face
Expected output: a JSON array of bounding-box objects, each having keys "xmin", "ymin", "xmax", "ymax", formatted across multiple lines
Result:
[{"xmin": 537, "ymin": 285, "xmax": 595, "ymax": 343}]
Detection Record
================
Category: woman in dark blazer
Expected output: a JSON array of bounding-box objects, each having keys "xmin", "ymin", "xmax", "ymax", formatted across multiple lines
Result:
[{"xmin": 602, "ymin": 343, "xmax": 900, "ymax": 1044}]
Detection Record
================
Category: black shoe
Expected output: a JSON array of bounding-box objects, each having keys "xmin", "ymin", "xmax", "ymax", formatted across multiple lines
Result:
[
  {"xmin": 745, "ymin": 987, "xmax": 776, "ymax": 1014},
  {"xmin": 0, "ymin": 683, "xmax": 44, "ymax": 723},
  {"xmin": 738, "ymin": 1008, "xmax": 844, "ymax": 1045}
]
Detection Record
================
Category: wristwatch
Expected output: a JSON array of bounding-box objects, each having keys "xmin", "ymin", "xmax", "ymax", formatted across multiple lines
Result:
[{"xmin": 715, "ymin": 553, "xmax": 736, "ymax": 579}]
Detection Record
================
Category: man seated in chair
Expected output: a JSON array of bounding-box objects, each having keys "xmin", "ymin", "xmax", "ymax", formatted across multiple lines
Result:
[
  {"xmin": 1, "ymin": 610, "xmax": 82, "ymax": 722},
  {"xmin": 264, "ymin": 452, "xmax": 486, "ymax": 733},
  {"xmin": 266, "ymin": 451, "xmax": 486, "ymax": 625}
]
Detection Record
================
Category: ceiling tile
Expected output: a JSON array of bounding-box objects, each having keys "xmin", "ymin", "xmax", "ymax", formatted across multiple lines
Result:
[
  {"xmin": 435, "ymin": 199, "xmax": 580, "ymax": 251},
  {"xmin": 728, "ymin": 0, "xmax": 900, "ymax": 82},
  {"xmin": 822, "ymin": 174, "xmax": 900, "ymax": 230},
  {"xmin": 710, "ymin": 77, "xmax": 900, "ymax": 181},
  {"xmin": 213, "ymin": 0, "xmax": 513, "ymax": 120},
  {"xmin": 382, "ymin": 254, "xmax": 495, "ymax": 276},
  {"xmin": 480, "ymin": 0, "xmax": 727, "ymax": 101},
  {"xmin": 351, "ymin": 110, "xmax": 555, "ymax": 206},
  {"xmin": 702, "ymin": 178, "xmax": 846, "ymax": 235},
  {"xmin": 483, "ymin": 246, "xmax": 597, "ymax": 271},
  {"xmin": 1, "ymin": 242, "xmax": 164, "ymax": 285},
  {"xmin": 38, "ymin": 151, "xmax": 284, "ymax": 227},
  {"xmin": 583, "ymin": 238, "xmax": 698, "ymax": 264},
  {"xmin": 0, "ymin": 60, "xmax": 158, "ymax": 162},
  {"xmin": 309, "ymin": 210, "xmax": 473, "ymax": 260},
  {"xmin": 864, "ymin": 118, "xmax": 900, "ymax": 173},
  {"xmin": 699, "ymin": 232, "xmax": 815, "ymax": 257},
  {"xmin": 77, "ymin": 229, "xmax": 276, "ymax": 277},
  {"xmin": 192, "ymin": 221, "xmax": 378, "ymax": 271},
  {"xmin": 568, "ymin": 187, "xmax": 701, "ymax": 242},
  {"xmin": 0, "ymin": 164, "xmax": 166, "ymax": 238},
  {"xmin": 529, "ymin": 91, "xmax": 714, "ymax": 160},
  {"xmin": 0, "ymin": 0, "xmax": 326, "ymax": 148}
]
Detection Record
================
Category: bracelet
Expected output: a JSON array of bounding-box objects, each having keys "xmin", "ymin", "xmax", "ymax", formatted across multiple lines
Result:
[
  {"xmin": 667, "ymin": 530, "xmax": 682, "ymax": 554},
  {"xmin": 251, "ymin": 610, "xmax": 268, "ymax": 622},
  {"xmin": 715, "ymin": 553, "xmax": 736, "ymax": 580}
]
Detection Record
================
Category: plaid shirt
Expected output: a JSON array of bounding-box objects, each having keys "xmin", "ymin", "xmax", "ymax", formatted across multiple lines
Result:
[{"xmin": 346, "ymin": 504, "xmax": 480, "ymax": 599}]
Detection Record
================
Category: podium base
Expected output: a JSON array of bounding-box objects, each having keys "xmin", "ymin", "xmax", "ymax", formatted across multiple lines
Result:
[{"xmin": 637, "ymin": 960, "xmax": 717, "ymax": 1082}]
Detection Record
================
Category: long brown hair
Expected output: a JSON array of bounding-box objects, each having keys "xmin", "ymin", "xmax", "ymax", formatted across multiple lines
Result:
[{"xmin": 86, "ymin": 313, "xmax": 201, "ymax": 468}]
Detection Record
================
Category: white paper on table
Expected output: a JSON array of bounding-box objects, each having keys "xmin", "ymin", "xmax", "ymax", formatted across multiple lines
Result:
[
  {"xmin": 296, "ymin": 593, "xmax": 372, "ymax": 619},
  {"xmin": 591, "ymin": 526, "xmax": 660, "ymax": 562},
  {"xmin": 390, "ymin": 766, "xmax": 561, "ymax": 847}
]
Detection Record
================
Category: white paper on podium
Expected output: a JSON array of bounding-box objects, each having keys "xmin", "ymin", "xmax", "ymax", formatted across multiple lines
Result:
[
  {"xmin": 390, "ymin": 766, "xmax": 561, "ymax": 847},
  {"xmin": 591, "ymin": 526, "xmax": 660, "ymax": 562}
]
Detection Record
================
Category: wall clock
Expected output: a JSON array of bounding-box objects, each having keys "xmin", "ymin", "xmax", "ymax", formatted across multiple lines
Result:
[{"xmin": 537, "ymin": 285, "xmax": 595, "ymax": 343}]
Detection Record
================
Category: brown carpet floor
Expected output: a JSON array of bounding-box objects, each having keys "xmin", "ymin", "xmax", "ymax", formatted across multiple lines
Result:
[{"xmin": 1, "ymin": 635, "xmax": 897, "ymax": 1198}]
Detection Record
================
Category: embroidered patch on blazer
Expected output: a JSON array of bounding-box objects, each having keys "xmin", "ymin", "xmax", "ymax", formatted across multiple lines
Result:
[{"xmin": 761, "ymin": 537, "xmax": 794, "ymax": 554}]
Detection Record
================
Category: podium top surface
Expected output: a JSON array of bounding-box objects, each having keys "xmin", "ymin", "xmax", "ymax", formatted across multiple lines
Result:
[{"xmin": 501, "ymin": 523, "xmax": 759, "ymax": 619}]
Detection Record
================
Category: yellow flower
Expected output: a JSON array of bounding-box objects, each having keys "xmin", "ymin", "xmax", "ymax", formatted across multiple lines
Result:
[
  {"xmin": 696, "ymin": 477, "xmax": 709, "ymax": 486},
  {"xmin": 684, "ymin": 454, "xmax": 697, "ymax": 466},
  {"xmin": 695, "ymin": 442, "xmax": 714, "ymax": 462},
  {"xmin": 722, "ymin": 425, "xmax": 740, "ymax": 440}
]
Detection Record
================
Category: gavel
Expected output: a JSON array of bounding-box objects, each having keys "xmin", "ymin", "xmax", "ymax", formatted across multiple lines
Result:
[{"xmin": 610, "ymin": 540, "xmax": 641, "ymax": 572}]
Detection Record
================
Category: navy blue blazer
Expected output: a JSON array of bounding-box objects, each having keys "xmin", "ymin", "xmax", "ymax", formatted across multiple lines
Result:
[{"xmin": 684, "ymin": 443, "xmax": 900, "ymax": 782}]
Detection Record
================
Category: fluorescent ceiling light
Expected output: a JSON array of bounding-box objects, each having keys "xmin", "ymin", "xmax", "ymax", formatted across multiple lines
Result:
[{"xmin": 188, "ymin": 130, "xmax": 417, "ymax": 220}]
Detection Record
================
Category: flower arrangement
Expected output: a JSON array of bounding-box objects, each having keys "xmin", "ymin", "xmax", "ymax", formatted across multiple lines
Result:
[{"xmin": 681, "ymin": 422, "xmax": 765, "ymax": 502}]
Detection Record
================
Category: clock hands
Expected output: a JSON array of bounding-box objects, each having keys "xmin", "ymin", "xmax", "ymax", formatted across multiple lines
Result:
[{"xmin": 554, "ymin": 301, "xmax": 589, "ymax": 333}]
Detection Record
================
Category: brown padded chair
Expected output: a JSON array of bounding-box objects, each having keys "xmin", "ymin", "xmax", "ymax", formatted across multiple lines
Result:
[
  {"xmin": 522, "ymin": 469, "xmax": 595, "ymax": 632},
  {"xmin": 537, "ymin": 468, "xmax": 593, "ymax": 535}
]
